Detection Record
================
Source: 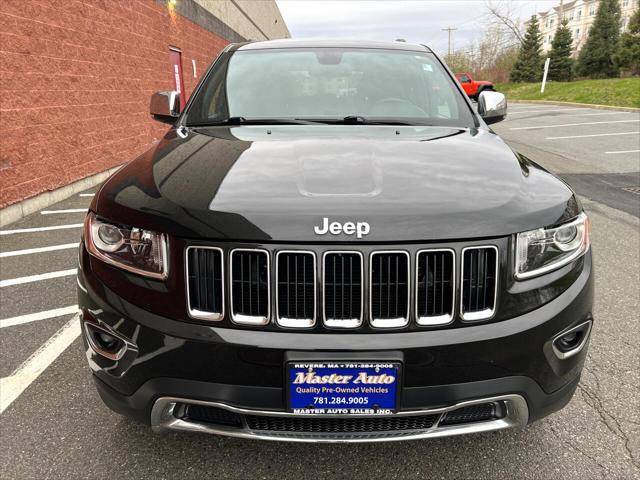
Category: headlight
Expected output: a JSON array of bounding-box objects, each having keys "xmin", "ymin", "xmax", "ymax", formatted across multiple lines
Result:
[
  {"xmin": 85, "ymin": 213, "xmax": 168, "ymax": 279},
  {"xmin": 515, "ymin": 212, "xmax": 590, "ymax": 279}
]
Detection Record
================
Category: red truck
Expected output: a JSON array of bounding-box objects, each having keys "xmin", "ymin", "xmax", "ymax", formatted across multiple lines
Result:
[{"xmin": 455, "ymin": 73, "xmax": 495, "ymax": 100}]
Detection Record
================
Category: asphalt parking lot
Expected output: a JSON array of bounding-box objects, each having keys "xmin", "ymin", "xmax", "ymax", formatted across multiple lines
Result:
[{"xmin": 1, "ymin": 102, "xmax": 639, "ymax": 479}]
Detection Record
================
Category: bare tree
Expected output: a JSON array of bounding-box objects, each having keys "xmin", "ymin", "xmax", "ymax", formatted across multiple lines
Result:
[
  {"xmin": 485, "ymin": 0, "xmax": 525, "ymax": 45},
  {"xmin": 443, "ymin": 1, "xmax": 530, "ymax": 82}
]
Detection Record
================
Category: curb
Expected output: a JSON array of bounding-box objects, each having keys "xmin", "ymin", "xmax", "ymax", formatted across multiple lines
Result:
[
  {"xmin": 0, "ymin": 165, "xmax": 124, "ymax": 227},
  {"xmin": 508, "ymin": 99, "xmax": 640, "ymax": 112}
]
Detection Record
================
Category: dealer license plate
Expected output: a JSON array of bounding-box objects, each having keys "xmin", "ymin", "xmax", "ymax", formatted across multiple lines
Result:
[{"xmin": 287, "ymin": 362, "xmax": 400, "ymax": 414}]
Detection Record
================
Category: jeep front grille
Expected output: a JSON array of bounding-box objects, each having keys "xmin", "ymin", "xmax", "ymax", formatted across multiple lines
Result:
[
  {"xmin": 370, "ymin": 251, "xmax": 410, "ymax": 328},
  {"xmin": 323, "ymin": 252, "xmax": 363, "ymax": 328},
  {"xmin": 185, "ymin": 244, "xmax": 501, "ymax": 329},
  {"xmin": 230, "ymin": 249, "xmax": 270, "ymax": 325},
  {"xmin": 186, "ymin": 247, "xmax": 224, "ymax": 321},
  {"xmin": 461, "ymin": 246, "xmax": 498, "ymax": 321},
  {"xmin": 416, "ymin": 249, "xmax": 455, "ymax": 325},
  {"xmin": 276, "ymin": 251, "xmax": 316, "ymax": 328}
]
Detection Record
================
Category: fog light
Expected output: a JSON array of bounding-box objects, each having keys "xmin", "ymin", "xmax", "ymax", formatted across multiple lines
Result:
[
  {"xmin": 84, "ymin": 322, "xmax": 127, "ymax": 360},
  {"xmin": 552, "ymin": 320, "xmax": 592, "ymax": 359},
  {"xmin": 94, "ymin": 331, "xmax": 120, "ymax": 351}
]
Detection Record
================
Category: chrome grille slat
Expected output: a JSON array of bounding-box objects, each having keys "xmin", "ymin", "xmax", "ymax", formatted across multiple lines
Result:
[
  {"xmin": 323, "ymin": 252, "xmax": 363, "ymax": 328},
  {"xmin": 186, "ymin": 246, "xmax": 224, "ymax": 321},
  {"xmin": 370, "ymin": 251, "xmax": 409, "ymax": 328},
  {"xmin": 460, "ymin": 246, "xmax": 498, "ymax": 321},
  {"xmin": 276, "ymin": 251, "xmax": 316, "ymax": 328},
  {"xmin": 416, "ymin": 249, "xmax": 455, "ymax": 326},
  {"xmin": 230, "ymin": 249, "xmax": 270, "ymax": 325}
]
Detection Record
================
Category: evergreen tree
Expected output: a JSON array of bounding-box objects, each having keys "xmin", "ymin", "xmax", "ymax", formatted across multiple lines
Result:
[
  {"xmin": 548, "ymin": 19, "xmax": 574, "ymax": 81},
  {"xmin": 613, "ymin": 8, "xmax": 640, "ymax": 75},
  {"xmin": 511, "ymin": 15, "xmax": 543, "ymax": 83},
  {"xmin": 576, "ymin": 0, "xmax": 622, "ymax": 78}
]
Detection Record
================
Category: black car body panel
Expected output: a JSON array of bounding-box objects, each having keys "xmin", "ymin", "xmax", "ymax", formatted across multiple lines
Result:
[
  {"xmin": 79, "ymin": 39, "xmax": 593, "ymax": 442},
  {"xmin": 93, "ymin": 126, "xmax": 578, "ymax": 242}
]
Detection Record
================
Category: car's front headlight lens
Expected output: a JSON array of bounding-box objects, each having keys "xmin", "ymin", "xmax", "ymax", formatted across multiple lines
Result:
[
  {"xmin": 85, "ymin": 213, "xmax": 168, "ymax": 279},
  {"xmin": 515, "ymin": 212, "xmax": 589, "ymax": 279}
]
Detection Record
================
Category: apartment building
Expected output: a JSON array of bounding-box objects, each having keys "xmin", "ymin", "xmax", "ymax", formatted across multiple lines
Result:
[{"xmin": 531, "ymin": 0, "xmax": 638, "ymax": 56}]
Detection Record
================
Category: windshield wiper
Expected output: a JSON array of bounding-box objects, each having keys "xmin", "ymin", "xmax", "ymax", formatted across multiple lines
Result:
[
  {"xmin": 296, "ymin": 116, "xmax": 422, "ymax": 126},
  {"xmin": 189, "ymin": 117, "xmax": 320, "ymax": 127}
]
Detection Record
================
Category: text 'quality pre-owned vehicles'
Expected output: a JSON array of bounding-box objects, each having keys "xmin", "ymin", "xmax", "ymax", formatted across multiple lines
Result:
[{"xmin": 78, "ymin": 40, "xmax": 593, "ymax": 442}]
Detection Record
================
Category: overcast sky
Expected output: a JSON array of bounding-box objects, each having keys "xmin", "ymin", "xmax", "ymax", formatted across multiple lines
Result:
[{"xmin": 276, "ymin": 1, "xmax": 558, "ymax": 55}]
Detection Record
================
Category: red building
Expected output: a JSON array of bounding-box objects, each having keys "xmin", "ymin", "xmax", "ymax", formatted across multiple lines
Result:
[{"xmin": 0, "ymin": 0, "xmax": 288, "ymax": 216}]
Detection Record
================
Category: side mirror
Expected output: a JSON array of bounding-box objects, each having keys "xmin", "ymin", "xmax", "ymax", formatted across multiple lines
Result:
[
  {"xmin": 478, "ymin": 91, "xmax": 507, "ymax": 125},
  {"xmin": 150, "ymin": 91, "xmax": 180, "ymax": 124}
]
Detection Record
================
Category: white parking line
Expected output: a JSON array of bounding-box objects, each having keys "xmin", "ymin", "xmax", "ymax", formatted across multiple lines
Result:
[
  {"xmin": 546, "ymin": 131, "xmax": 640, "ymax": 140},
  {"xmin": 78, "ymin": 193, "xmax": 94, "ymax": 197},
  {"xmin": 40, "ymin": 209, "xmax": 87, "ymax": 215},
  {"xmin": 0, "ymin": 315, "xmax": 80, "ymax": 414},
  {"xmin": 0, "ymin": 269, "xmax": 77, "ymax": 288},
  {"xmin": 511, "ymin": 119, "xmax": 640, "ymax": 130},
  {"xmin": 0, "ymin": 224, "xmax": 83, "ymax": 235},
  {"xmin": 539, "ymin": 112, "xmax": 632, "ymax": 118},
  {"xmin": 507, "ymin": 110, "xmax": 633, "ymax": 120},
  {"xmin": 0, "ymin": 305, "xmax": 78, "ymax": 329},
  {"xmin": 509, "ymin": 108, "xmax": 585, "ymax": 115},
  {"xmin": 0, "ymin": 243, "xmax": 79, "ymax": 258},
  {"xmin": 605, "ymin": 150, "xmax": 640, "ymax": 154}
]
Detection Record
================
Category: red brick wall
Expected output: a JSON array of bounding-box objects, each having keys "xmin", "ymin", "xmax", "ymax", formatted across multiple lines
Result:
[{"xmin": 0, "ymin": 0, "xmax": 230, "ymax": 208}]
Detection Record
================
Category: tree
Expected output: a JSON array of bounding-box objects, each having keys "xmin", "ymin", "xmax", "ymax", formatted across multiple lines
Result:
[
  {"xmin": 485, "ymin": 1, "xmax": 525, "ymax": 45},
  {"xmin": 510, "ymin": 15, "xmax": 543, "ymax": 82},
  {"xmin": 576, "ymin": 0, "xmax": 622, "ymax": 78},
  {"xmin": 613, "ymin": 8, "xmax": 640, "ymax": 75},
  {"xmin": 548, "ymin": 20, "xmax": 574, "ymax": 81}
]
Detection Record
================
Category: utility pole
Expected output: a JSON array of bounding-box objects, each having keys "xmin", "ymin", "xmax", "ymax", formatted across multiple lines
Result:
[{"xmin": 442, "ymin": 26, "xmax": 458, "ymax": 56}]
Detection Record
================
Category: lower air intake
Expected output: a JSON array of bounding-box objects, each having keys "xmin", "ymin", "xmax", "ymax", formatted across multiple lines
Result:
[
  {"xmin": 440, "ymin": 402, "xmax": 502, "ymax": 426},
  {"xmin": 182, "ymin": 404, "xmax": 242, "ymax": 427},
  {"xmin": 245, "ymin": 414, "xmax": 440, "ymax": 433}
]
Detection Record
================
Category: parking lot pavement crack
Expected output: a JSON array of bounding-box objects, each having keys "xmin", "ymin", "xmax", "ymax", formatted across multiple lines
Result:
[
  {"xmin": 580, "ymin": 360, "xmax": 640, "ymax": 469},
  {"xmin": 548, "ymin": 423, "xmax": 610, "ymax": 475}
]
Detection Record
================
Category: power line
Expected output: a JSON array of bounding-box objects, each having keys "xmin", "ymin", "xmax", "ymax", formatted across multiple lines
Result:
[{"xmin": 441, "ymin": 26, "xmax": 458, "ymax": 56}]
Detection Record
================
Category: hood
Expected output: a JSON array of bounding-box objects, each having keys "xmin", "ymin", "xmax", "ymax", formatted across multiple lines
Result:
[{"xmin": 95, "ymin": 125, "xmax": 578, "ymax": 242}]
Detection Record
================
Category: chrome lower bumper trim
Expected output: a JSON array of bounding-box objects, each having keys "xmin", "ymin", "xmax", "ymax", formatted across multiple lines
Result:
[{"xmin": 150, "ymin": 394, "xmax": 528, "ymax": 443}]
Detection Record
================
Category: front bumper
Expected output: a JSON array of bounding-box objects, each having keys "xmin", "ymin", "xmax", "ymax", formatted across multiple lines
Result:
[{"xmin": 78, "ymin": 248, "xmax": 593, "ymax": 442}]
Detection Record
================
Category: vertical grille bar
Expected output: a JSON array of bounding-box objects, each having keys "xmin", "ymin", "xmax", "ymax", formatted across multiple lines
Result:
[
  {"xmin": 370, "ymin": 251, "xmax": 410, "ymax": 328},
  {"xmin": 323, "ymin": 252, "xmax": 363, "ymax": 328},
  {"xmin": 416, "ymin": 249, "xmax": 455, "ymax": 326},
  {"xmin": 186, "ymin": 247, "xmax": 224, "ymax": 321},
  {"xmin": 461, "ymin": 246, "xmax": 498, "ymax": 321},
  {"xmin": 230, "ymin": 249, "xmax": 270, "ymax": 325},
  {"xmin": 276, "ymin": 251, "xmax": 316, "ymax": 328}
]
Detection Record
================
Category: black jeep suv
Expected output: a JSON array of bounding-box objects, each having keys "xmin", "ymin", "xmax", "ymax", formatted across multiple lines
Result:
[{"xmin": 78, "ymin": 40, "xmax": 593, "ymax": 442}]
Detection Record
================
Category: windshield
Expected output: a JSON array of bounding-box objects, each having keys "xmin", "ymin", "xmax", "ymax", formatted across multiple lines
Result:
[{"xmin": 185, "ymin": 47, "xmax": 474, "ymax": 127}]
